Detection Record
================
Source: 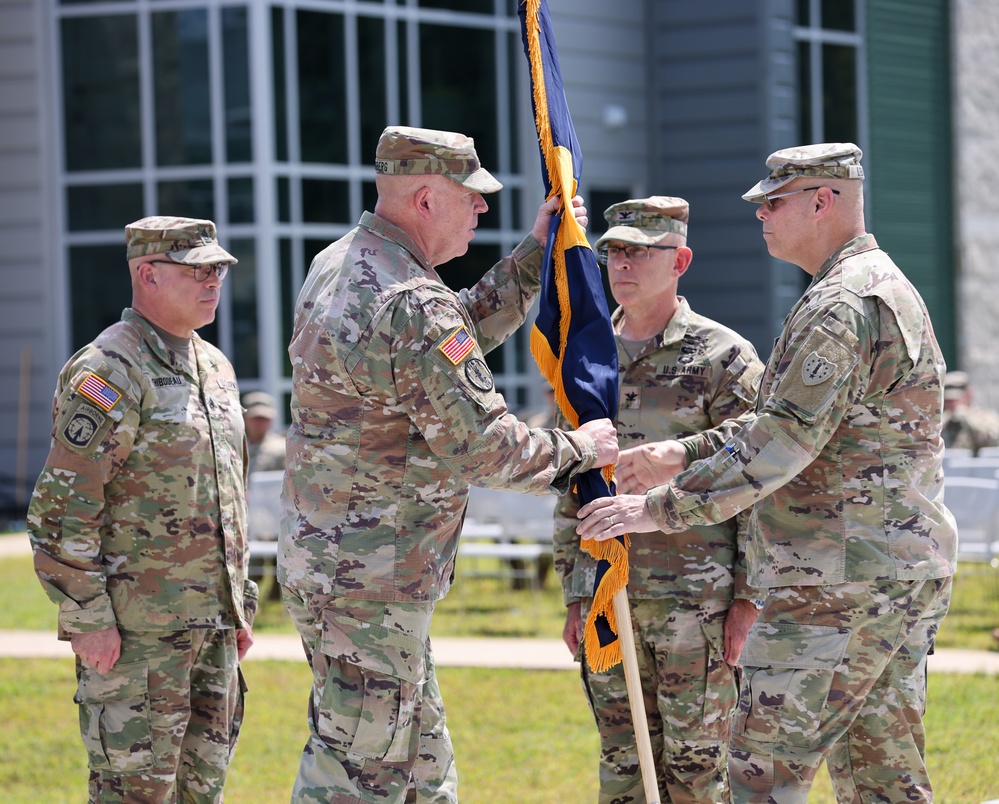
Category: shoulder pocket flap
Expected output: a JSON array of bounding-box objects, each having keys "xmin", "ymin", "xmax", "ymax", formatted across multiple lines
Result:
[
  {"xmin": 740, "ymin": 622, "xmax": 850, "ymax": 671},
  {"xmin": 320, "ymin": 612, "xmax": 426, "ymax": 685},
  {"xmin": 74, "ymin": 660, "xmax": 149, "ymax": 705},
  {"xmin": 774, "ymin": 324, "xmax": 859, "ymax": 424}
]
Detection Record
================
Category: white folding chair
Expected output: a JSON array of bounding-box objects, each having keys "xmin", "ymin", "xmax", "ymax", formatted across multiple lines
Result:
[
  {"xmin": 456, "ymin": 487, "xmax": 558, "ymax": 626},
  {"xmin": 942, "ymin": 456, "xmax": 999, "ymax": 479},
  {"xmin": 943, "ymin": 476, "xmax": 999, "ymax": 566},
  {"xmin": 247, "ymin": 470, "xmax": 285, "ymax": 574}
]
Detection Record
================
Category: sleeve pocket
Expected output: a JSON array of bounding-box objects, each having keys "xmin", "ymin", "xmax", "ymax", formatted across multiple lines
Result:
[
  {"xmin": 74, "ymin": 661, "xmax": 155, "ymax": 773},
  {"xmin": 317, "ymin": 611, "xmax": 427, "ymax": 763},
  {"xmin": 735, "ymin": 622, "xmax": 850, "ymax": 744}
]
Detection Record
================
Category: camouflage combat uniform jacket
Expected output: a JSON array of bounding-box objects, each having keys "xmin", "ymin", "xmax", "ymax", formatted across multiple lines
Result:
[
  {"xmin": 650, "ymin": 235, "xmax": 957, "ymax": 586},
  {"xmin": 28, "ymin": 309, "xmax": 257, "ymax": 636},
  {"xmin": 554, "ymin": 298, "xmax": 764, "ymax": 603},
  {"xmin": 281, "ymin": 211, "xmax": 597, "ymax": 602}
]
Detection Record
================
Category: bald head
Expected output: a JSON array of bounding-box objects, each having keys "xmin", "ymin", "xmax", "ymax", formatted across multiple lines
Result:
[{"xmin": 374, "ymin": 173, "xmax": 488, "ymax": 268}]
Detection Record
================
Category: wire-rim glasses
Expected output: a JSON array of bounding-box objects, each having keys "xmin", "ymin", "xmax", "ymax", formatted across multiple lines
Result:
[
  {"xmin": 149, "ymin": 260, "xmax": 230, "ymax": 282},
  {"xmin": 762, "ymin": 186, "xmax": 840, "ymax": 209},
  {"xmin": 596, "ymin": 243, "xmax": 678, "ymax": 266}
]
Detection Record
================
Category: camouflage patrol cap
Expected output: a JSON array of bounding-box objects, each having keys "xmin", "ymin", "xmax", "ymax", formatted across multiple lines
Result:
[
  {"xmin": 374, "ymin": 125, "xmax": 502, "ymax": 194},
  {"xmin": 125, "ymin": 216, "xmax": 238, "ymax": 264},
  {"xmin": 944, "ymin": 370, "xmax": 970, "ymax": 401},
  {"xmin": 595, "ymin": 196, "xmax": 689, "ymax": 249},
  {"xmin": 743, "ymin": 143, "xmax": 865, "ymax": 203},
  {"xmin": 242, "ymin": 391, "xmax": 277, "ymax": 419}
]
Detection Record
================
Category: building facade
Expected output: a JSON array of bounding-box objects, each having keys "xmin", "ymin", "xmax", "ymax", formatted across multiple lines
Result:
[{"xmin": 0, "ymin": 0, "xmax": 994, "ymax": 519}]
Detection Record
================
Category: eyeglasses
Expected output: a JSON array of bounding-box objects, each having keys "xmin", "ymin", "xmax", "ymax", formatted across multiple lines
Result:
[
  {"xmin": 149, "ymin": 260, "xmax": 230, "ymax": 281},
  {"xmin": 596, "ymin": 243, "xmax": 677, "ymax": 266},
  {"xmin": 761, "ymin": 186, "xmax": 840, "ymax": 209}
]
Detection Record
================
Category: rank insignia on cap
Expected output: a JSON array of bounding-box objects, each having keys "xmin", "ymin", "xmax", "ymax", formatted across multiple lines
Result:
[
  {"xmin": 77, "ymin": 373, "xmax": 122, "ymax": 411},
  {"xmin": 438, "ymin": 326, "xmax": 476, "ymax": 365}
]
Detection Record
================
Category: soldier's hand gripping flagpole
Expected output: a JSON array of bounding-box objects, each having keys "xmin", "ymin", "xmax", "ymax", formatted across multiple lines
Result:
[{"xmin": 518, "ymin": 2, "xmax": 659, "ymax": 800}]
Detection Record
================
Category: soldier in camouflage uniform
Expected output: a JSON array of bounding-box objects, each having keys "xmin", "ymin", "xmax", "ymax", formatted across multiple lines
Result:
[
  {"xmin": 280, "ymin": 125, "xmax": 618, "ymax": 804},
  {"xmin": 553, "ymin": 196, "xmax": 765, "ymax": 803},
  {"xmin": 243, "ymin": 391, "xmax": 286, "ymax": 599},
  {"xmin": 243, "ymin": 391, "xmax": 287, "ymax": 474},
  {"xmin": 940, "ymin": 370, "xmax": 999, "ymax": 455},
  {"xmin": 577, "ymin": 144, "xmax": 957, "ymax": 802},
  {"xmin": 27, "ymin": 217, "xmax": 257, "ymax": 803}
]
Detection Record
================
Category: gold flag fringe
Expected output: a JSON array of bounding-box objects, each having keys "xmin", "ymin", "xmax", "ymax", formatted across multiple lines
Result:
[{"xmin": 524, "ymin": 0, "xmax": 629, "ymax": 671}]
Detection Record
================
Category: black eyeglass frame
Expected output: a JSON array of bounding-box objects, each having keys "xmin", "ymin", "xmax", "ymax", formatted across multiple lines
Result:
[
  {"xmin": 596, "ymin": 243, "xmax": 678, "ymax": 266},
  {"xmin": 147, "ymin": 260, "xmax": 230, "ymax": 282}
]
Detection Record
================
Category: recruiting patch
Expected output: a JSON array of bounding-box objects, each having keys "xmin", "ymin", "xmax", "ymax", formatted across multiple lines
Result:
[
  {"xmin": 77, "ymin": 372, "xmax": 122, "ymax": 411},
  {"xmin": 464, "ymin": 358, "xmax": 493, "ymax": 391},
  {"xmin": 62, "ymin": 402, "xmax": 107, "ymax": 449},
  {"xmin": 438, "ymin": 326, "xmax": 476, "ymax": 365}
]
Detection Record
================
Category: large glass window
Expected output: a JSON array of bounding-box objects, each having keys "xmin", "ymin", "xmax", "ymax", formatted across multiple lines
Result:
[
  {"xmin": 153, "ymin": 10, "xmax": 212, "ymax": 166},
  {"xmin": 61, "ymin": 15, "xmax": 141, "ymax": 171},
  {"xmin": 794, "ymin": 0, "xmax": 863, "ymax": 145},
  {"xmin": 57, "ymin": 1, "xmax": 529, "ymax": 413},
  {"xmin": 297, "ymin": 11, "xmax": 347, "ymax": 164}
]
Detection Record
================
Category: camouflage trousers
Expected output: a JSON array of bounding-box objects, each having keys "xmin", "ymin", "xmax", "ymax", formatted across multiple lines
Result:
[
  {"xmin": 579, "ymin": 596, "xmax": 739, "ymax": 804},
  {"xmin": 282, "ymin": 587, "xmax": 457, "ymax": 803},
  {"xmin": 730, "ymin": 577, "xmax": 952, "ymax": 803},
  {"xmin": 75, "ymin": 627, "xmax": 245, "ymax": 803}
]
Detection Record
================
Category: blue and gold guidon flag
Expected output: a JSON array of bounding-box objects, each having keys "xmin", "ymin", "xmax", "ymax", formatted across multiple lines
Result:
[{"xmin": 519, "ymin": 0, "xmax": 629, "ymax": 672}]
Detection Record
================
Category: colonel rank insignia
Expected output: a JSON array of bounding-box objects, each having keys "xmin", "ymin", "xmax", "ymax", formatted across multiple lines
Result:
[{"xmin": 439, "ymin": 326, "xmax": 476, "ymax": 365}]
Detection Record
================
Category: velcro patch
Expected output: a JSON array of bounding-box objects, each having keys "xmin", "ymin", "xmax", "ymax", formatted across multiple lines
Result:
[
  {"xmin": 62, "ymin": 403, "xmax": 107, "ymax": 449},
  {"xmin": 802, "ymin": 352, "xmax": 835, "ymax": 385},
  {"xmin": 77, "ymin": 373, "xmax": 122, "ymax": 411},
  {"xmin": 621, "ymin": 385, "xmax": 642, "ymax": 410},
  {"xmin": 464, "ymin": 357, "xmax": 493, "ymax": 391},
  {"xmin": 775, "ymin": 325, "xmax": 858, "ymax": 422},
  {"xmin": 438, "ymin": 326, "xmax": 476, "ymax": 365}
]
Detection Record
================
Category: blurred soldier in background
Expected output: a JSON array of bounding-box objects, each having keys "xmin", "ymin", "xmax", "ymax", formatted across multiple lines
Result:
[
  {"xmin": 243, "ymin": 391, "xmax": 286, "ymax": 473},
  {"xmin": 941, "ymin": 370, "xmax": 999, "ymax": 455}
]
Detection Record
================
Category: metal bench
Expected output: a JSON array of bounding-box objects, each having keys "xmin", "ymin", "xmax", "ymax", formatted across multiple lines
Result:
[{"xmin": 456, "ymin": 487, "xmax": 556, "ymax": 590}]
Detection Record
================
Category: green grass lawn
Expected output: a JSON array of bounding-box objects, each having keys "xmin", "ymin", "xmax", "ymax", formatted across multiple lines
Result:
[
  {"xmin": 4, "ymin": 550, "xmax": 998, "ymax": 649},
  {"xmin": 3, "ymin": 545, "xmax": 998, "ymax": 801},
  {"xmin": 1, "ymin": 658, "xmax": 996, "ymax": 803}
]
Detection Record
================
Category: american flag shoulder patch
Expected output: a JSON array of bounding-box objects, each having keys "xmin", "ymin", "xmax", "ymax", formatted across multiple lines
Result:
[
  {"xmin": 438, "ymin": 326, "xmax": 476, "ymax": 365},
  {"xmin": 77, "ymin": 372, "xmax": 123, "ymax": 411}
]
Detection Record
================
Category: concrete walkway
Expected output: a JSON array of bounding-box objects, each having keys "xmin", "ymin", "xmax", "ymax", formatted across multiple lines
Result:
[{"xmin": 4, "ymin": 532, "xmax": 999, "ymax": 674}]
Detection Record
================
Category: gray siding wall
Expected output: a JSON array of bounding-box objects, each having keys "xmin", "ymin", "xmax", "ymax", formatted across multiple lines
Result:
[
  {"xmin": 548, "ymin": 0, "xmax": 651, "ymax": 204},
  {"xmin": 0, "ymin": 0, "xmax": 58, "ymax": 519},
  {"xmin": 952, "ymin": 0, "xmax": 999, "ymax": 408},
  {"xmin": 647, "ymin": 0, "xmax": 798, "ymax": 355}
]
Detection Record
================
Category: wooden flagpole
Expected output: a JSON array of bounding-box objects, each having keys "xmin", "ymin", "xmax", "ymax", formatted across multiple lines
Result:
[{"xmin": 611, "ymin": 588, "xmax": 661, "ymax": 804}]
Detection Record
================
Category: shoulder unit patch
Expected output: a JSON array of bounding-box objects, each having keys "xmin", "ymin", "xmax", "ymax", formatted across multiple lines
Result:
[
  {"xmin": 77, "ymin": 372, "xmax": 122, "ymax": 411},
  {"xmin": 438, "ymin": 326, "xmax": 476, "ymax": 365}
]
